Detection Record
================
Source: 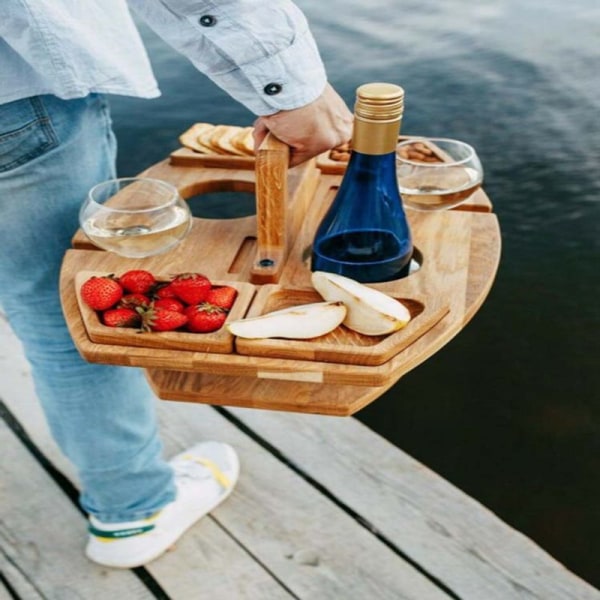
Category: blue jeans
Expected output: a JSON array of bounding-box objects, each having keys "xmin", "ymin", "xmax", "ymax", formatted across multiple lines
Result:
[{"xmin": 0, "ymin": 94, "xmax": 175, "ymax": 522}]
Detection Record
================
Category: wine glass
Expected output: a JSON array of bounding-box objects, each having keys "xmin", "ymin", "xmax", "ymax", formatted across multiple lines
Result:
[
  {"xmin": 79, "ymin": 177, "xmax": 192, "ymax": 258},
  {"xmin": 396, "ymin": 137, "xmax": 483, "ymax": 211}
]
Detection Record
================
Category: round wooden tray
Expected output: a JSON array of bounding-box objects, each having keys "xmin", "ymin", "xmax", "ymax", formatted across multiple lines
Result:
[{"xmin": 60, "ymin": 135, "xmax": 501, "ymax": 415}]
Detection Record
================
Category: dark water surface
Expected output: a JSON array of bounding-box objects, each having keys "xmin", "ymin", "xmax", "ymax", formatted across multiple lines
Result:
[{"xmin": 110, "ymin": 1, "xmax": 600, "ymax": 587}]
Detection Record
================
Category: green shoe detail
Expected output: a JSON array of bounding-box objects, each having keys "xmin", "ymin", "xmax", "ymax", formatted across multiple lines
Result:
[{"xmin": 89, "ymin": 523, "xmax": 155, "ymax": 539}]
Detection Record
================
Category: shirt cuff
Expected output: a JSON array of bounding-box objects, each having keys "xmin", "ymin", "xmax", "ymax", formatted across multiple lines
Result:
[{"xmin": 206, "ymin": 28, "xmax": 327, "ymax": 115}]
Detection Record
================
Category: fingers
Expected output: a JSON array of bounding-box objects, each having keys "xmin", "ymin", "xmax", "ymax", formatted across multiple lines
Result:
[{"xmin": 288, "ymin": 148, "xmax": 313, "ymax": 168}]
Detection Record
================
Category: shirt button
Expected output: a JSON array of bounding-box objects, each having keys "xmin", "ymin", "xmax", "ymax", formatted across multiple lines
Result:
[
  {"xmin": 199, "ymin": 15, "xmax": 217, "ymax": 27},
  {"xmin": 263, "ymin": 83, "xmax": 283, "ymax": 96}
]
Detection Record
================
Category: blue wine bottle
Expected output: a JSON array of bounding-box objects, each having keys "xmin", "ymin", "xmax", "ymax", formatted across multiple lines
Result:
[{"xmin": 311, "ymin": 83, "xmax": 412, "ymax": 283}]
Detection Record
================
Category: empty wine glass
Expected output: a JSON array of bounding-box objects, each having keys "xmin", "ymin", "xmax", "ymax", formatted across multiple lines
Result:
[
  {"xmin": 396, "ymin": 138, "xmax": 483, "ymax": 211},
  {"xmin": 79, "ymin": 177, "xmax": 192, "ymax": 258}
]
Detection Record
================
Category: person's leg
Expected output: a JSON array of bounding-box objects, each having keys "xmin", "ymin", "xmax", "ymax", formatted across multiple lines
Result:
[{"xmin": 0, "ymin": 94, "xmax": 175, "ymax": 521}]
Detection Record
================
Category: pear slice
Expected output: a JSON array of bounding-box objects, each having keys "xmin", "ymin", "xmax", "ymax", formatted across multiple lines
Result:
[
  {"xmin": 227, "ymin": 301, "xmax": 346, "ymax": 339},
  {"xmin": 311, "ymin": 271, "xmax": 411, "ymax": 336}
]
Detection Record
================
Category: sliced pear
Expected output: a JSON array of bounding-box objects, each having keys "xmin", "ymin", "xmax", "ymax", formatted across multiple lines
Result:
[
  {"xmin": 227, "ymin": 301, "xmax": 346, "ymax": 339},
  {"xmin": 311, "ymin": 271, "xmax": 411, "ymax": 336}
]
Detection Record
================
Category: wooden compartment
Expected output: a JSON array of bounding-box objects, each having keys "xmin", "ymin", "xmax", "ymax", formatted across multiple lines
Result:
[
  {"xmin": 75, "ymin": 271, "xmax": 255, "ymax": 354},
  {"xmin": 233, "ymin": 285, "xmax": 449, "ymax": 366}
]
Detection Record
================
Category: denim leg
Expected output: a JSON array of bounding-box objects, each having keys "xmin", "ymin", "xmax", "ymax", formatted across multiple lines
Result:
[{"xmin": 0, "ymin": 94, "xmax": 175, "ymax": 522}]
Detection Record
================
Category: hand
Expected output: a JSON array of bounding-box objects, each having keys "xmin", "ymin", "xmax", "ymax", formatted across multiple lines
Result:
[{"xmin": 253, "ymin": 83, "xmax": 353, "ymax": 167}]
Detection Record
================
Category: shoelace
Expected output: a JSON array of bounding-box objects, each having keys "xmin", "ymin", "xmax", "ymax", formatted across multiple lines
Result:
[{"xmin": 174, "ymin": 455, "xmax": 232, "ymax": 490}]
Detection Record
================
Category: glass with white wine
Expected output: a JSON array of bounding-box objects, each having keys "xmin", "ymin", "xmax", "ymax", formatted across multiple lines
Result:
[
  {"xmin": 80, "ymin": 177, "xmax": 192, "ymax": 258},
  {"xmin": 396, "ymin": 137, "xmax": 483, "ymax": 211}
]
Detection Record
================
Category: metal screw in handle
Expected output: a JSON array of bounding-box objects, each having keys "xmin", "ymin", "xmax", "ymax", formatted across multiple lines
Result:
[{"xmin": 258, "ymin": 258, "xmax": 275, "ymax": 267}]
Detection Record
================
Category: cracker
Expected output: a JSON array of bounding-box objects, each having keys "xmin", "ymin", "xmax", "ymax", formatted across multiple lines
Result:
[
  {"xmin": 231, "ymin": 126, "xmax": 255, "ymax": 156},
  {"xmin": 211, "ymin": 125, "xmax": 247, "ymax": 156},
  {"xmin": 179, "ymin": 122, "xmax": 215, "ymax": 153},
  {"xmin": 198, "ymin": 124, "xmax": 228, "ymax": 154}
]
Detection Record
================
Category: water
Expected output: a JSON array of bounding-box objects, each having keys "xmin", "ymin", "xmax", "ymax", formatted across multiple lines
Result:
[{"xmin": 110, "ymin": 1, "xmax": 600, "ymax": 586}]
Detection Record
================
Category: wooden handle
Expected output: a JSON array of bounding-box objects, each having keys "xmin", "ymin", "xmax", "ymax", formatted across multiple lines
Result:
[{"xmin": 251, "ymin": 132, "xmax": 290, "ymax": 284}]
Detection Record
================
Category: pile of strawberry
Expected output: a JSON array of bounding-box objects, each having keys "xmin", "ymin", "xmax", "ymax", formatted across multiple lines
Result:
[{"xmin": 80, "ymin": 269, "xmax": 237, "ymax": 333}]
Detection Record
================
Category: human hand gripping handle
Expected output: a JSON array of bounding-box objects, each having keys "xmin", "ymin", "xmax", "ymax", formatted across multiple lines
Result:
[{"xmin": 253, "ymin": 83, "xmax": 353, "ymax": 167}]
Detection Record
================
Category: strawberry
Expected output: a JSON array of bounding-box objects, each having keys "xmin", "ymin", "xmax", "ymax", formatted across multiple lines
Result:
[
  {"xmin": 153, "ymin": 282, "xmax": 178, "ymax": 300},
  {"xmin": 102, "ymin": 307, "xmax": 140, "ymax": 328},
  {"xmin": 205, "ymin": 285, "xmax": 237, "ymax": 311},
  {"xmin": 119, "ymin": 269, "xmax": 156, "ymax": 294},
  {"xmin": 80, "ymin": 275, "xmax": 123, "ymax": 310},
  {"xmin": 118, "ymin": 293, "xmax": 151, "ymax": 309},
  {"xmin": 184, "ymin": 303, "xmax": 227, "ymax": 333},
  {"xmin": 153, "ymin": 298, "xmax": 185, "ymax": 313},
  {"xmin": 139, "ymin": 306, "xmax": 188, "ymax": 332},
  {"xmin": 170, "ymin": 273, "xmax": 211, "ymax": 305}
]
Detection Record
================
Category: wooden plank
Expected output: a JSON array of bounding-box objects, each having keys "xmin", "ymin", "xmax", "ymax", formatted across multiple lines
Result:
[
  {"xmin": 147, "ymin": 369, "xmax": 388, "ymax": 416},
  {"xmin": 0, "ymin": 319, "xmax": 451, "ymax": 599},
  {"xmin": 227, "ymin": 408, "xmax": 600, "ymax": 600},
  {"xmin": 0, "ymin": 419, "xmax": 153, "ymax": 599},
  {"xmin": 0, "ymin": 555, "xmax": 43, "ymax": 599},
  {"xmin": 0, "ymin": 580, "xmax": 15, "ymax": 600}
]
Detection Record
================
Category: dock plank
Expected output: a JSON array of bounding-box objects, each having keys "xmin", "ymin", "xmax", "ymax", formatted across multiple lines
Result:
[
  {"xmin": 0, "ymin": 581, "xmax": 14, "ymax": 600},
  {"xmin": 0, "ymin": 553, "xmax": 44, "ymax": 600},
  {"xmin": 0, "ymin": 418, "xmax": 154, "ymax": 600},
  {"xmin": 227, "ymin": 408, "xmax": 600, "ymax": 600}
]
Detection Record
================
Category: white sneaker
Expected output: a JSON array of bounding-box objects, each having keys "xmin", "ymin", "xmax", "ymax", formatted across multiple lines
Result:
[{"xmin": 85, "ymin": 441, "xmax": 239, "ymax": 568}]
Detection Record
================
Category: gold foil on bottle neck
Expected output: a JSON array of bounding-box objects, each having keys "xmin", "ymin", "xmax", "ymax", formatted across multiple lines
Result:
[{"xmin": 352, "ymin": 82, "xmax": 404, "ymax": 155}]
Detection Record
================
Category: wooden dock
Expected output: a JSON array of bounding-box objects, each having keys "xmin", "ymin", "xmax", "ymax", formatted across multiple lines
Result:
[{"xmin": 1, "ymin": 314, "xmax": 598, "ymax": 600}]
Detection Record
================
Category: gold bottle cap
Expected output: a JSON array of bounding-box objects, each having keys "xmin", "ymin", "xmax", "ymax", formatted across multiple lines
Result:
[{"xmin": 354, "ymin": 82, "xmax": 405, "ymax": 123}]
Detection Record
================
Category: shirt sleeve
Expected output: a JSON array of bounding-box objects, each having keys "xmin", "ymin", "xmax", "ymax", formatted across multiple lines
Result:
[{"xmin": 127, "ymin": 0, "xmax": 328, "ymax": 115}]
